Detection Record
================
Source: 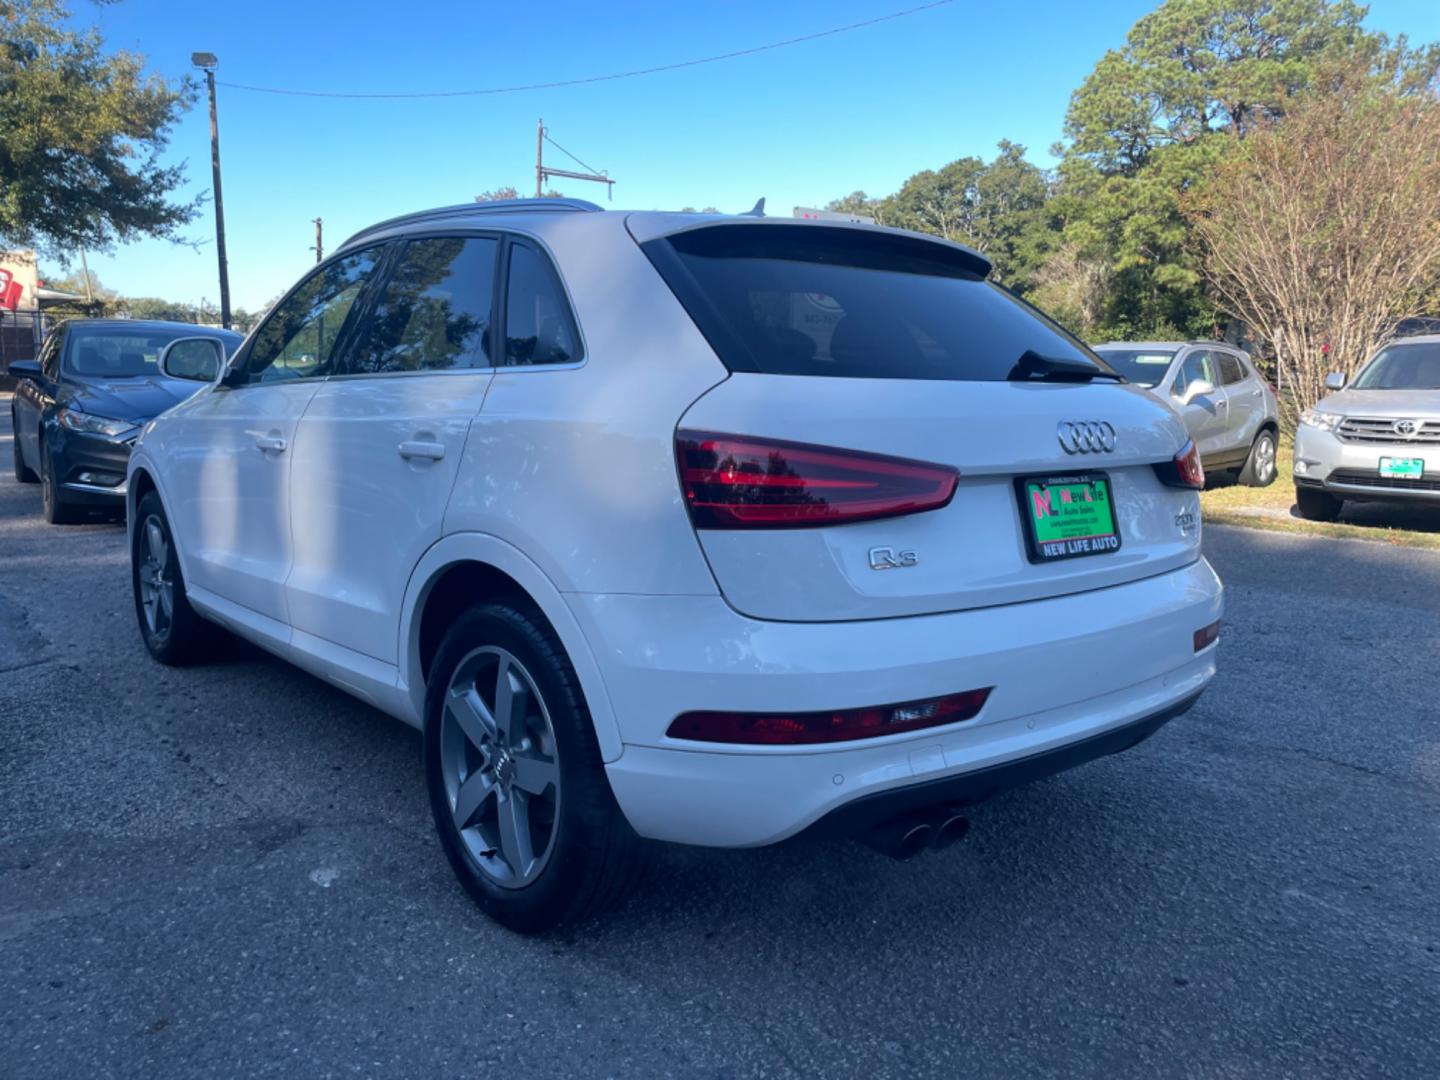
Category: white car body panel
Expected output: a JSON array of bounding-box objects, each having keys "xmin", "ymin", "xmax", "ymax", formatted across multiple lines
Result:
[
  {"xmin": 682, "ymin": 372, "xmax": 1201, "ymax": 621},
  {"xmin": 146, "ymin": 381, "xmax": 317, "ymax": 623},
  {"xmin": 286, "ymin": 371, "xmax": 493, "ymax": 663},
  {"xmin": 590, "ymin": 558, "xmax": 1220, "ymax": 845},
  {"xmin": 128, "ymin": 205, "xmax": 1223, "ymax": 850}
]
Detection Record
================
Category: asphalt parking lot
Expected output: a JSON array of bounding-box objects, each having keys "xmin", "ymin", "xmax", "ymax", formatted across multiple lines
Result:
[{"xmin": 2, "ymin": 400, "xmax": 1438, "ymax": 1079}]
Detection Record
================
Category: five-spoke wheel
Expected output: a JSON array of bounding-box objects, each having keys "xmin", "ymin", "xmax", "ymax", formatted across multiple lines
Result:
[
  {"xmin": 131, "ymin": 491, "xmax": 221, "ymax": 665},
  {"xmin": 137, "ymin": 515, "xmax": 176, "ymax": 640},
  {"xmin": 424, "ymin": 602, "xmax": 645, "ymax": 933},
  {"xmin": 440, "ymin": 647, "xmax": 561, "ymax": 888}
]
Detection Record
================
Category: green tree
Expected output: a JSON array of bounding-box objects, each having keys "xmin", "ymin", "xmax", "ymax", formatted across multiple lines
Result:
[
  {"xmin": 0, "ymin": 0, "xmax": 197, "ymax": 256},
  {"xmin": 115, "ymin": 296, "xmax": 198, "ymax": 322},
  {"xmin": 1186, "ymin": 61, "xmax": 1440, "ymax": 419},
  {"xmin": 475, "ymin": 187, "xmax": 567, "ymax": 202},
  {"xmin": 45, "ymin": 266, "xmax": 116, "ymax": 302},
  {"xmin": 874, "ymin": 142, "xmax": 1055, "ymax": 293},
  {"xmin": 1050, "ymin": 0, "xmax": 1436, "ymax": 339},
  {"xmin": 824, "ymin": 191, "xmax": 885, "ymax": 220}
]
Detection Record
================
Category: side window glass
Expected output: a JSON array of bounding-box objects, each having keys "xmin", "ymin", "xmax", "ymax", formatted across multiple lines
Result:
[
  {"xmin": 346, "ymin": 237, "xmax": 497, "ymax": 375},
  {"xmin": 1173, "ymin": 351, "xmax": 1214, "ymax": 398},
  {"xmin": 244, "ymin": 247, "xmax": 382, "ymax": 384},
  {"xmin": 1217, "ymin": 353, "xmax": 1245, "ymax": 385},
  {"xmin": 503, "ymin": 243, "xmax": 581, "ymax": 366},
  {"xmin": 39, "ymin": 327, "xmax": 64, "ymax": 379}
]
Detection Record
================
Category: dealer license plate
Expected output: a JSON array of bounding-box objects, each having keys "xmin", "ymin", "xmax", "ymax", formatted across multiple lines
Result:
[
  {"xmin": 1017, "ymin": 473, "xmax": 1122, "ymax": 563},
  {"xmin": 1379, "ymin": 457, "xmax": 1424, "ymax": 479}
]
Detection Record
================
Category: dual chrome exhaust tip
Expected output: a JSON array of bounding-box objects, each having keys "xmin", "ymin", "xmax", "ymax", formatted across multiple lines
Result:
[{"xmin": 857, "ymin": 805, "xmax": 971, "ymax": 860}]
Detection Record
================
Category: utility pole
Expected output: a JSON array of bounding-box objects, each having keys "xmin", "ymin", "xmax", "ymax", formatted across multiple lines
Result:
[
  {"xmin": 192, "ymin": 52, "xmax": 231, "ymax": 329},
  {"xmin": 533, "ymin": 118, "xmax": 616, "ymax": 200},
  {"xmin": 311, "ymin": 218, "xmax": 324, "ymax": 264},
  {"xmin": 77, "ymin": 247, "xmax": 94, "ymax": 306}
]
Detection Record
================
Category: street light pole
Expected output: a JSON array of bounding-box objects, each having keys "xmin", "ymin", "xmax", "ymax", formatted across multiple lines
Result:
[{"xmin": 192, "ymin": 52, "xmax": 231, "ymax": 329}]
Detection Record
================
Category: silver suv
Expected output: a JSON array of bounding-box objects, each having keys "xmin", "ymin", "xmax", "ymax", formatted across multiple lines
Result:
[
  {"xmin": 1292, "ymin": 334, "xmax": 1440, "ymax": 521},
  {"xmin": 1093, "ymin": 342, "xmax": 1280, "ymax": 486}
]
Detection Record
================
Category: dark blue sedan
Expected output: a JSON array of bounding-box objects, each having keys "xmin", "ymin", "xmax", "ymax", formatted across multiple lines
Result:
[{"xmin": 8, "ymin": 319, "xmax": 243, "ymax": 523}]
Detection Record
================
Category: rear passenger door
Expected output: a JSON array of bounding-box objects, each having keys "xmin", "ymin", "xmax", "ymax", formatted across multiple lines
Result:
[
  {"xmin": 1215, "ymin": 349, "xmax": 1262, "ymax": 458},
  {"xmin": 1170, "ymin": 349, "xmax": 1230, "ymax": 462},
  {"xmin": 285, "ymin": 234, "xmax": 499, "ymax": 664}
]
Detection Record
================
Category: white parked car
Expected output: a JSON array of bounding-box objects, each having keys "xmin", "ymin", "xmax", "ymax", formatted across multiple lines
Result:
[{"xmin": 128, "ymin": 200, "xmax": 1223, "ymax": 931}]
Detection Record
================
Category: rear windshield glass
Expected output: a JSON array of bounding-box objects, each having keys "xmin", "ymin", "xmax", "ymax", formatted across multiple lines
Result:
[
  {"xmin": 1352, "ymin": 342, "xmax": 1440, "ymax": 390},
  {"xmin": 644, "ymin": 225, "xmax": 1110, "ymax": 381},
  {"xmin": 1093, "ymin": 348, "xmax": 1176, "ymax": 388}
]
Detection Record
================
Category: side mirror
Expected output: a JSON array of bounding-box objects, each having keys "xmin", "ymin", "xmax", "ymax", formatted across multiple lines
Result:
[
  {"xmin": 1324, "ymin": 371, "xmax": 1346, "ymax": 391},
  {"xmin": 159, "ymin": 337, "xmax": 224, "ymax": 383},
  {"xmin": 1183, "ymin": 378, "xmax": 1216, "ymax": 403},
  {"xmin": 6, "ymin": 359, "xmax": 42, "ymax": 382}
]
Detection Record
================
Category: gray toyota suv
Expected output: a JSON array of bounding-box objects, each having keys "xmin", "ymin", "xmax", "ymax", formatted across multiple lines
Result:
[
  {"xmin": 1292, "ymin": 334, "xmax": 1440, "ymax": 520},
  {"xmin": 1093, "ymin": 341, "xmax": 1280, "ymax": 486}
]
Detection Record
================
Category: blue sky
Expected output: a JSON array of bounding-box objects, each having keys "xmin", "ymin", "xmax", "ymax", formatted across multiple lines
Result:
[{"xmin": 72, "ymin": 0, "xmax": 1440, "ymax": 311}]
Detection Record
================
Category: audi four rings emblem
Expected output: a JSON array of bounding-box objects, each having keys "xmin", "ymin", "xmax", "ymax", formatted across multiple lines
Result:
[{"xmin": 1057, "ymin": 420, "xmax": 1117, "ymax": 454}]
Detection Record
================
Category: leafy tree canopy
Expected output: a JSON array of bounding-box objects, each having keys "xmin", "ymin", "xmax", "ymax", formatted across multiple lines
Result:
[
  {"xmin": 1063, "ymin": 0, "xmax": 1381, "ymax": 175},
  {"xmin": 839, "ymin": 142, "xmax": 1056, "ymax": 294},
  {"xmin": 1049, "ymin": 0, "xmax": 1438, "ymax": 339},
  {"xmin": 0, "ymin": 0, "xmax": 197, "ymax": 257}
]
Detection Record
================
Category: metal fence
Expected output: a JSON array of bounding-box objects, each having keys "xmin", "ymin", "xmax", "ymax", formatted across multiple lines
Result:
[{"xmin": 0, "ymin": 309, "xmax": 47, "ymax": 391}]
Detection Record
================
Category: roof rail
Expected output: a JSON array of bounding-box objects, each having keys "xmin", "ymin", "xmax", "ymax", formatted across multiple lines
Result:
[{"xmin": 341, "ymin": 198, "xmax": 604, "ymax": 249}]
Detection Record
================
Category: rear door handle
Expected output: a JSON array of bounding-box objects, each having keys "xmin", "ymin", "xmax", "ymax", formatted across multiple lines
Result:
[
  {"xmin": 399, "ymin": 440, "xmax": 445, "ymax": 462},
  {"xmin": 255, "ymin": 434, "xmax": 287, "ymax": 453}
]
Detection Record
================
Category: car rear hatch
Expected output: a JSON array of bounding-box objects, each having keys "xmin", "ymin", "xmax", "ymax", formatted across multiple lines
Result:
[{"xmin": 633, "ymin": 217, "xmax": 1203, "ymax": 622}]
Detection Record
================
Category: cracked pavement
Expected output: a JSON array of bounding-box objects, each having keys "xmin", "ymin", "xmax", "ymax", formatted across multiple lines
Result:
[{"xmin": 2, "ymin": 398, "xmax": 1439, "ymax": 1078}]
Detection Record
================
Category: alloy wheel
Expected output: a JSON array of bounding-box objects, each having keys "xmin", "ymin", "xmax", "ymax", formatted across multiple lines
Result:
[
  {"xmin": 137, "ymin": 515, "xmax": 175, "ymax": 640},
  {"xmin": 1255, "ymin": 436, "xmax": 1276, "ymax": 484},
  {"xmin": 440, "ymin": 646, "xmax": 561, "ymax": 888}
]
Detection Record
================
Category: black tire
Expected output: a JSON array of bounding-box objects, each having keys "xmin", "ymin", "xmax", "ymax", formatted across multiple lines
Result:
[
  {"xmin": 11, "ymin": 406, "xmax": 38, "ymax": 483},
  {"xmin": 1295, "ymin": 485, "xmax": 1343, "ymax": 522},
  {"xmin": 38, "ymin": 435, "xmax": 82, "ymax": 524},
  {"xmin": 131, "ymin": 491, "xmax": 222, "ymax": 665},
  {"xmin": 425, "ymin": 601, "xmax": 646, "ymax": 933},
  {"xmin": 1238, "ymin": 429, "xmax": 1278, "ymax": 487}
]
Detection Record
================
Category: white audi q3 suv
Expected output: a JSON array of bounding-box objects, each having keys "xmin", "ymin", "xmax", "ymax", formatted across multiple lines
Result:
[{"xmin": 127, "ymin": 199, "xmax": 1223, "ymax": 931}]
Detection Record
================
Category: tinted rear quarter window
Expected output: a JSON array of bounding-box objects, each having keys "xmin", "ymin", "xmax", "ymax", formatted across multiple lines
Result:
[
  {"xmin": 643, "ymin": 224, "xmax": 1109, "ymax": 381},
  {"xmin": 503, "ymin": 243, "xmax": 581, "ymax": 366}
]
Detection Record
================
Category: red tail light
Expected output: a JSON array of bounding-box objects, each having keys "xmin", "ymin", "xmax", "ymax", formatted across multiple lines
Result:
[
  {"xmin": 1155, "ymin": 440, "xmax": 1205, "ymax": 490},
  {"xmin": 1194, "ymin": 620, "xmax": 1221, "ymax": 651},
  {"xmin": 667, "ymin": 688, "xmax": 993, "ymax": 745},
  {"xmin": 676, "ymin": 431, "xmax": 958, "ymax": 529}
]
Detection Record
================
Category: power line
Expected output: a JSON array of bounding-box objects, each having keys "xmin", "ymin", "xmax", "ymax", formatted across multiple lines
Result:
[
  {"xmin": 543, "ymin": 130, "xmax": 602, "ymax": 178},
  {"xmin": 216, "ymin": 2, "xmax": 954, "ymax": 100}
]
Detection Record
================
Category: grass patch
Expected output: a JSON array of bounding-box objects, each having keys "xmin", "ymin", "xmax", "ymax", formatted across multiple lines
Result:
[{"xmin": 1200, "ymin": 437, "xmax": 1440, "ymax": 550}]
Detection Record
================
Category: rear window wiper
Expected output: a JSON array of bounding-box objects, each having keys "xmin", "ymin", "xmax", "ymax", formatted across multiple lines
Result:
[{"xmin": 1008, "ymin": 349, "xmax": 1124, "ymax": 383}]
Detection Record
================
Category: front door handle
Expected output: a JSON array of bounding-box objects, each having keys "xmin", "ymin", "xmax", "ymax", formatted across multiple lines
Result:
[
  {"xmin": 399, "ymin": 440, "xmax": 445, "ymax": 462},
  {"xmin": 255, "ymin": 434, "xmax": 287, "ymax": 453}
]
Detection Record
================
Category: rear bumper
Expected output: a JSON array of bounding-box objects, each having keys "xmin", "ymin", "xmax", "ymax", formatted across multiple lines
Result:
[
  {"xmin": 581, "ymin": 557, "xmax": 1222, "ymax": 847},
  {"xmin": 808, "ymin": 690, "xmax": 1199, "ymax": 836},
  {"xmin": 1294, "ymin": 426, "xmax": 1440, "ymax": 501}
]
